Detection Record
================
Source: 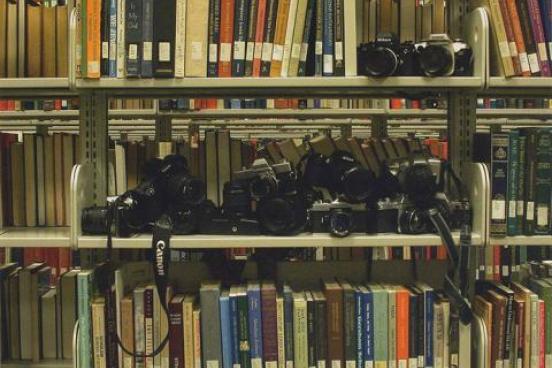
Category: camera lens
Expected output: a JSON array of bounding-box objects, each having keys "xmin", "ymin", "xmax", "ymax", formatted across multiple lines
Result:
[
  {"xmin": 398, "ymin": 163, "xmax": 438, "ymax": 204},
  {"xmin": 418, "ymin": 45, "xmax": 453, "ymax": 76},
  {"xmin": 257, "ymin": 197, "xmax": 307, "ymax": 235},
  {"xmin": 329, "ymin": 210, "xmax": 354, "ymax": 238},
  {"xmin": 172, "ymin": 207, "xmax": 198, "ymax": 235},
  {"xmin": 341, "ymin": 167, "xmax": 376, "ymax": 202},
  {"xmin": 363, "ymin": 48, "xmax": 399, "ymax": 77},
  {"xmin": 398, "ymin": 209, "xmax": 428, "ymax": 234},
  {"xmin": 223, "ymin": 180, "xmax": 252, "ymax": 216},
  {"xmin": 82, "ymin": 206, "xmax": 110, "ymax": 235},
  {"xmin": 168, "ymin": 174, "xmax": 206, "ymax": 206}
]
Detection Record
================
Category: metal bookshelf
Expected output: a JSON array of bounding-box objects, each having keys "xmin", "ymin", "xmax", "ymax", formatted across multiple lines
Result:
[
  {"xmin": 489, "ymin": 236, "xmax": 552, "ymax": 246},
  {"xmin": 0, "ymin": 78, "xmax": 75, "ymax": 98},
  {"xmin": 0, "ymin": 227, "xmax": 71, "ymax": 248},
  {"xmin": 1, "ymin": 361, "xmax": 72, "ymax": 368}
]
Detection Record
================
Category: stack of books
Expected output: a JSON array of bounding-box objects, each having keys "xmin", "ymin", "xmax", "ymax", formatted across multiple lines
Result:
[{"xmin": 0, "ymin": 0, "xmax": 69, "ymax": 78}]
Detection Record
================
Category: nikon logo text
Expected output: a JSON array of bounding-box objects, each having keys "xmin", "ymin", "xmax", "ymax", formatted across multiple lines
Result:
[{"xmin": 156, "ymin": 240, "xmax": 166, "ymax": 276}]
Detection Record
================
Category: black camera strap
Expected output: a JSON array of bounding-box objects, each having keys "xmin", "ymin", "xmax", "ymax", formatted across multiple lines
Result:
[{"xmin": 103, "ymin": 200, "xmax": 172, "ymax": 359}]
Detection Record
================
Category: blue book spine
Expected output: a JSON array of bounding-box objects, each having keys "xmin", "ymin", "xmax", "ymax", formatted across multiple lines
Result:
[
  {"xmin": 221, "ymin": 294, "xmax": 233, "ymax": 368},
  {"xmin": 230, "ymin": 293, "xmax": 240, "ymax": 367},
  {"xmin": 141, "ymin": 0, "xmax": 153, "ymax": 77},
  {"xmin": 248, "ymin": 285, "xmax": 264, "ymax": 364},
  {"xmin": 108, "ymin": 0, "xmax": 117, "ymax": 77},
  {"xmin": 78, "ymin": 273, "xmax": 92, "ymax": 368},
  {"xmin": 424, "ymin": 290, "xmax": 435, "ymax": 368},
  {"xmin": 322, "ymin": 0, "xmax": 334, "ymax": 76},
  {"xmin": 355, "ymin": 290, "xmax": 363, "ymax": 368},
  {"xmin": 364, "ymin": 290, "xmax": 374, "ymax": 368},
  {"xmin": 538, "ymin": 0, "xmax": 552, "ymax": 55}
]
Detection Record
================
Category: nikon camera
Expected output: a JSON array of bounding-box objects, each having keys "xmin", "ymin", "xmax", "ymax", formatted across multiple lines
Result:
[{"xmin": 310, "ymin": 201, "xmax": 368, "ymax": 238}]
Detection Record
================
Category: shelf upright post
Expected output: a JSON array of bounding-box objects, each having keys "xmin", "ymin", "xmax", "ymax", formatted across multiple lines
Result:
[
  {"xmin": 371, "ymin": 118, "xmax": 388, "ymax": 138},
  {"xmin": 79, "ymin": 92, "xmax": 109, "ymax": 205}
]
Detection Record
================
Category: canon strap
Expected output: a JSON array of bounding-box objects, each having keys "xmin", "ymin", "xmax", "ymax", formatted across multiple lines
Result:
[{"xmin": 104, "ymin": 201, "xmax": 172, "ymax": 358}]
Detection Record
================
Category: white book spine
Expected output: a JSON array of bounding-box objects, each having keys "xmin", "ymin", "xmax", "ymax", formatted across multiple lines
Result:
[
  {"xmin": 174, "ymin": 0, "xmax": 187, "ymax": 77},
  {"xmin": 116, "ymin": 0, "xmax": 126, "ymax": 78},
  {"xmin": 281, "ymin": 0, "xmax": 299, "ymax": 77},
  {"xmin": 277, "ymin": 296, "xmax": 286, "ymax": 368}
]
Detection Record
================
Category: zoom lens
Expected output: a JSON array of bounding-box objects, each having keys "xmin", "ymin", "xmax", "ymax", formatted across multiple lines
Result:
[
  {"xmin": 81, "ymin": 206, "xmax": 110, "ymax": 235},
  {"xmin": 363, "ymin": 48, "xmax": 399, "ymax": 77},
  {"xmin": 329, "ymin": 210, "xmax": 354, "ymax": 238},
  {"xmin": 418, "ymin": 45, "xmax": 453, "ymax": 76}
]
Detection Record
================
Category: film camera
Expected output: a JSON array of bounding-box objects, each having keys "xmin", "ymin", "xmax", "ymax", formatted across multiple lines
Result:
[
  {"xmin": 81, "ymin": 155, "xmax": 206, "ymax": 237},
  {"xmin": 199, "ymin": 158, "xmax": 308, "ymax": 236},
  {"xmin": 358, "ymin": 33, "xmax": 473, "ymax": 77},
  {"xmin": 310, "ymin": 201, "xmax": 368, "ymax": 238},
  {"xmin": 372, "ymin": 153, "xmax": 471, "ymax": 235}
]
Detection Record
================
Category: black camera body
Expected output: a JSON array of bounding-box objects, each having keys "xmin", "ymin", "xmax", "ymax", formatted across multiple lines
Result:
[
  {"xmin": 358, "ymin": 33, "xmax": 473, "ymax": 77},
  {"xmin": 357, "ymin": 33, "xmax": 419, "ymax": 77},
  {"xmin": 415, "ymin": 34, "xmax": 473, "ymax": 77},
  {"xmin": 310, "ymin": 201, "xmax": 368, "ymax": 238}
]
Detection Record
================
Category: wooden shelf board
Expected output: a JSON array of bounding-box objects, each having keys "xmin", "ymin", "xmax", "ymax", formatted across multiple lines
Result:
[
  {"xmin": 0, "ymin": 227, "xmax": 71, "ymax": 247},
  {"xmin": 490, "ymin": 235, "xmax": 552, "ymax": 246},
  {"xmin": 1, "ymin": 360, "xmax": 71, "ymax": 368}
]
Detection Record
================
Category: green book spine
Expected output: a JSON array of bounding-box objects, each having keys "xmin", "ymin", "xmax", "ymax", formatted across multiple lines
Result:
[
  {"xmin": 516, "ymin": 135, "xmax": 527, "ymax": 235},
  {"xmin": 370, "ymin": 286, "xmax": 388, "ymax": 368},
  {"xmin": 491, "ymin": 133, "xmax": 510, "ymax": 237},
  {"xmin": 529, "ymin": 279, "xmax": 552, "ymax": 364},
  {"xmin": 522, "ymin": 129, "xmax": 537, "ymax": 235},
  {"xmin": 534, "ymin": 129, "xmax": 552, "ymax": 234},
  {"xmin": 507, "ymin": 130, "xmax": 520, "ymax": 235},
  {"xmin": 77, "ymin": 272, "xmax": 93, "ymax": 368},
  {"xmin": 238, "ymin": 292, "xmax": 251, "ymax": 368}
]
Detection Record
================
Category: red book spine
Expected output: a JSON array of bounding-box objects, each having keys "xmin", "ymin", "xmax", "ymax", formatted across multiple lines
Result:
[
  {"xmin": 7, "ymin": 100, "xmax": 15, "ymax": 111},
  {"xmin": 169, "ymin": 298, "xmax": 184, "ymax": 368},
  {"xmin": 506, "ymin": 0, "xmax": 531, "ymax": 76},
  {"xmin": 58, "ymin": 248, "xmax": 72, "ymax": 275},
  {"xmin": 526, "ymin": 0, "xmax": 552, "ymax": 75},
  {"xmin": 54, "ymin": 99, "xmax": 62, "ymax": 111},
  {"xmin": 252, "ymin": 0, "xmax": 268, "ymax": 77},
  {"xmin": 261, "ymin": 285, "xmax": 278, "ymax": 365},
  {"xmin": 219, "ymin": 0, "xmax": 236, "ymax": 77},
  {"xmin": 499, "ymin": 0, "xmax": 523, "ymax": 75},
  {"xmin": 494, "ymin": 247, "xmax": 501, "ymax": 281},
  {"xmin": 0, "ymin": 100, "xmax": 7, "ymax": 111}
]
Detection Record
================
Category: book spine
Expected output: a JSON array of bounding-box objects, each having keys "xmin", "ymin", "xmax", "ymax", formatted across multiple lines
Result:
[
  {"xmin": 193, "ymin": 308, "xmax": 202, "ymax": 368},
  {"xmin": 141, "ymin": 0, "xmax": 153, "ymax": 77},
  {"xmin": 81, "ymin": 0, "xmax": 88, "ymax": 77},
  {"xmin": 498, "ymin": 0, "xmax": 522, "ymax": 75},
  {"xmin": 219, "ymin": 0, "xmax": 235, "ymax": 77},
  {"xmin": 233, "ymin": 0, "xmax": 249, "ymax": 76},
  {"xmin": 373, "ymin": 290, "xmax": 387, "ymax": 368},
  {"xmin": 490, "ymin": 133, "xmax": 510, "ymax": 237},
  {"xmin": 527, "ymin": 0, "xmax": 552, "ymax": 75},
  {"xmin": 221, "ymin": 296, "xmax": 233, "ymax": 368},
  {"xmin": 504, "ymin": 294, "xmax": 514, "ymax": 368},
  {"xmin": 516, "ymin": 135, "xmax": 527, "ymax": 234},
  {"xmin": 364, "ymin": 291, "xmax": 374, "ymax": 368},
  {"xmin": 516, "ymin": 0, "xmax": 541, "ymax": 74},
  {"xmin": 208, "ymin": 0, "xmax": 222, "ymax": 77},
  {"xmin": 388, "ymin": 291, "xmax": 397, "ymax": 368},
  {"xmin": 506, "ymin": 0, "xmax": 532, "ymax": 75},
  {"xmin": 314, "ymin": 0, "xmax": 323, "ymax": 76},
  {"xmin": 297, "ymin": 0, "xmax": 315, "ymax": 76},
  {"xmin": 277, "ymin": 297, "xmax": 286, "ymax": 368},
  {"xmin": 230, "ymin": 295, "xmax": 240, "ymax": 368},
  {"xmin": 322, "ymin": 0, "xmax": 334, "ymax": 76},
  {"xmin": 424, "ymin": 290, "xmax": 434, "ymax": 368},
  {"xmin": 507, "ymin": 130, "xmax": 520, "ymax": 236},
  {"xmin": 125, "ymin": 0, "xmax": 142, "ymax": 77},
  {"xmin": 269, "ymin": 0, "xmax": 291, "ymax": 77},
  {"xmin": 344, "ymin": 289, "xmax": 356, "ymax": 368},
  {"xmin": 108, "ymin": 0, "xmax": 118, "ymax": 77},
  {"xmin": 144, "ymin": 289, "xmax": 154, "ymax": 368},
  {"xmin": 101, "ymin": 0, "xmax": 109, "ymax": 76},
  {"xmin": 169, "ymin": 300, "xmax": 184, "ymax": 368},
  {"xmin": 171, "ymin": 0, "xmax": 184, "ymax": 78},
  {"xmin": 333, "ymin": 0, "xmax": 344, "ymax": 76},
  {"xmin": 489, "ymin": 0, "xmax": 515, "ymax": 77},
  {"xmin": 105, "ymin": 290, "xmax": 118, "ymax": 368},
  {"xmin": 539, "ymin": 0, "xmax": 552, "ymax": 58},
  {"xmin": 396, "ymin": 291, "xmax": 409, "ymax": 368},
  {"xmin": 87, "ymin": 0, "xmax": 102, "ymax": 78},
  {"xmin": 288, "ymin": 0, "xmax": 308, "ymax": 76},
  {"xmin": 262, "ymin": 288, "xmax": 278, "ymax": 368},
  {"xmin": 293, "ymin": 296, "xmax": 308, "ymax": 368},
  {"xmin": 252, "ymin": 0, "xmax": 268, "ymax": 77},
  {"xmin": 116, "ymin": 0, "xmax": 126, "ymax": 77},
  {"xmin": 284, "ymin": 290, "xmax": 295, "ymax": 368},
  {"xmin": 540, "ymin": 301, "xmax": 546, "ymax": 368},
  {"xmin": 245, "ymin": 0, "xmax": 259, "ymax": 76},
  {"xmin": 408, "ymin": 293, "xmax": 418, "ymax": 368},
  {"xmin": 78, "ymin": 274, "xmax": 92, "ymax": 368},
  {"xmin": 523, "ymin": 130, "xmax": 537, "ymax": 235},
  {"xmin": 261, "ymin": 0, "xmax": 279, "ymax": 76},
  {"xmin": 343, "ymin": 0, "xmax": 357, "ymax": 76},
  {"xmin": 315, "ymin": 297, "xmax": 327, "ymax": 368},
  {"xmin": 355, "ymin": 291, "xmax": 363, "ymax": 368},
  {"xmin": 92, "ymin": 300, "xmax": 107, "ymax": 368},
  {"xmin": 201, "ymin": 286, "xmax": 223, "ymax": 368},
  {"xmin": 307, "ymin": 297, "xmax": 316, "ymax": 368},
  {"xmin": 281, "ymin": 0, "xmax": 299, "ymax": 77},
  {"xmin": 534, "ymin": 129, "xmax": 552, "ymax": 234},
  {"xmin": 239, "ymin": 294, "xmax": 251, "ymax": 368},
  {"xmin": 433, "ymin": 304, "xmax": 443, "ymax": 368},
  {"xmin": 248, "ymin": 287, "xmax": 264, "ymax": 368}
]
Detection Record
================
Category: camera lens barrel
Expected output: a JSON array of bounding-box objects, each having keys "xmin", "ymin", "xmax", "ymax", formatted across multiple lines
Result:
[{"xmin": 329, "ymin": 210, "xmax": 354, "ymax": 238}]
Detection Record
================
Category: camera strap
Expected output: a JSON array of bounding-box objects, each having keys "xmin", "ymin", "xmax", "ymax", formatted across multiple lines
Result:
[{"xmin": 103, "ymin": 200, "xmax": 172, "ymax": 358}]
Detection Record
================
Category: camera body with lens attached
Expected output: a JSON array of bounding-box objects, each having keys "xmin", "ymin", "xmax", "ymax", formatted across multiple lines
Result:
[
  {"xmin": 200, "ymin": 158, "xmax": 308, "ymax": 236},
  {"xmin": 358, "ymin": 32, "xmax": 473, "ymax": 77},
  {"xmin": 310, "ymin": 201, "xmax": 368, "ymax": 238}
]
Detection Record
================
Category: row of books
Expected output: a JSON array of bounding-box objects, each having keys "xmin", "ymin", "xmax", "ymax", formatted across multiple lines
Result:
[
  {"xmin": 0, "ymin": 132, "xmax": 80, "ymax": 227},
  {"xmin": 476, "ymin": 98, "xmax": 552, "ymax": 109},
  {"xmin": 481, "ymin": 0, "xmax": 552, "ymax": 77},
  {"xmin": 474, "ymin": 265, "xmax": 552, "ymax": 368},
  {"xmin": 0, "ymin": 98, "xmax": 80, "ymax": 112},
  {"xmin": 474, "ymin": 128, "xmax": 552, "ymax": 237},
  {"xmin": 0, "ymin": 1, "xmax": 69, "ymax": 78},
  {"xmin": 80, "ymin": 0, "xmax": 447, "ymax": 79},
  {"xmin": 81, "ymin": 262, "xmax": 469, "ymax": 368},
  {"xmin": 0, "ymin": 263, "xmax": 79, "ymax": 362}
]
